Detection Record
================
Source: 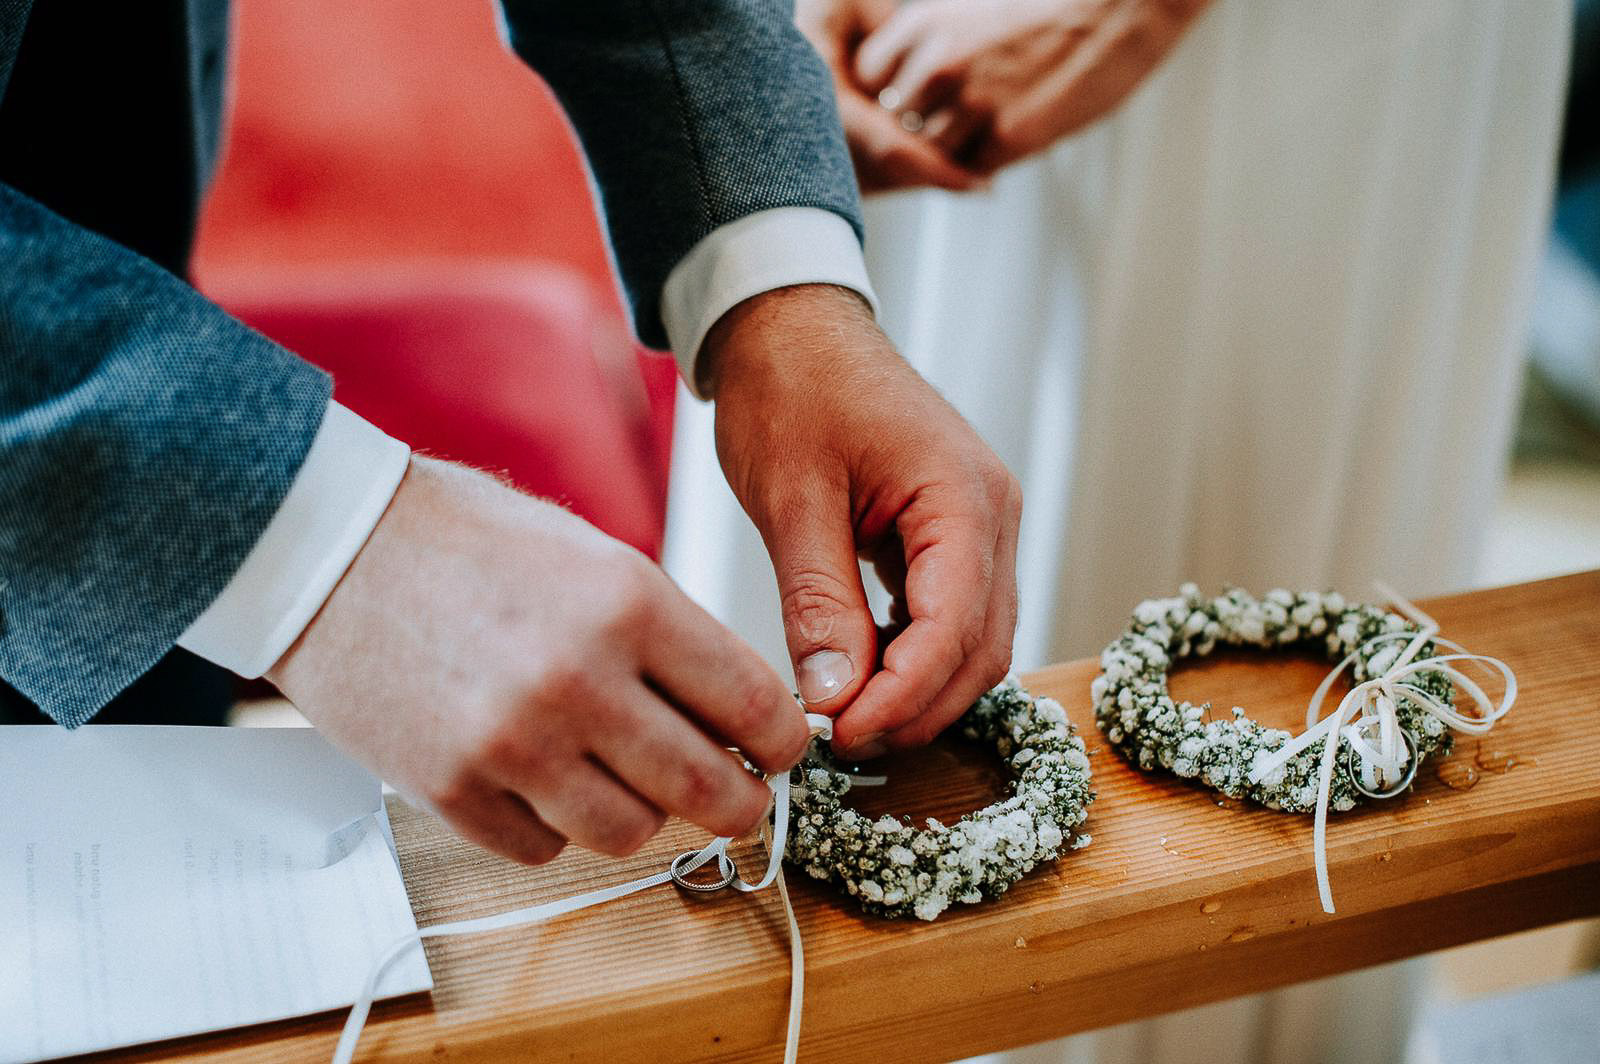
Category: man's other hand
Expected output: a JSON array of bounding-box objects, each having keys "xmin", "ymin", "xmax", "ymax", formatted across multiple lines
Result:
[
  {"xmin": 267, "ymin": 457, "xmax": 809, "ymax": 866},
  {"xmin": 702, "ymin": 284, "xmax": 1021, "ymax": 761}
]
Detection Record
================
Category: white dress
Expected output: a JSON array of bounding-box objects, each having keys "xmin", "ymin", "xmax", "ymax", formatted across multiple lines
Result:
[{"xmin": 665, "ymin": 0, "xmax": 1570, "ymax": 1059}]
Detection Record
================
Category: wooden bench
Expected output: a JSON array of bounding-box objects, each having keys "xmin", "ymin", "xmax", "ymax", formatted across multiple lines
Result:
[{"xmin": 127, "ymin": 571, "xmax": 1600, "ymax": 1062}]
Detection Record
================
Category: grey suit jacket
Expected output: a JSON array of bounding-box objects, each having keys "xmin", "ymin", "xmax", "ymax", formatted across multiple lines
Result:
[{"xmin": 0, "ymin": 0, "xmax": 861, "ymax": 726}]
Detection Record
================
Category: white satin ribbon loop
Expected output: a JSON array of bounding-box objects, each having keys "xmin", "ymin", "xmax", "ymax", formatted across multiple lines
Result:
[
  {"xmin": 1245, "ymin": 586, "xmax": 1515, "ymax": 915},
  {"xmin": 331, "ymin": 712, "xmax": 836, "ymax": 1064}
]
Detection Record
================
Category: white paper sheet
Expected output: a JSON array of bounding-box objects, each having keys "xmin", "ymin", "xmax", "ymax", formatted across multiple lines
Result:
[{"xmin": 0, "ymin": 726, "xmax": 433, "ymax": 1062}]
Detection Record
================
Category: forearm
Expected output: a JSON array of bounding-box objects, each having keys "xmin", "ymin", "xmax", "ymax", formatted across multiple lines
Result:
[
  {"xmin": 0, "ymin": 181, "xmax": 330, "ymax": 725},
  {"xmin": 497, "ymin": 0, "xmax": 864, "ymax": 349}
]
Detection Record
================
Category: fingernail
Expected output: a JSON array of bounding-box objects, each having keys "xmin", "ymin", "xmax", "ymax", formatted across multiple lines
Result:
[
  {"xmin": 842, "ymin": 733, "xmax": 887, "ymax": 761},
  {"xmin": 797, "ymin": 650, "xmax": 854, "ymax": 704}
]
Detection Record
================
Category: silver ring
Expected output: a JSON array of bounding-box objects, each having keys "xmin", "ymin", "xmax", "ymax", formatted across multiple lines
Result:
[
  {"xmin": 876, "ymin": 87, "xmax": 925, "ymax": 133},
  {"xmin": 1346, "ymin": 728, "xmax": 1419, "ymax": 799},
  {"xmin": 669, "ymin": 850, "xmax": 736, "ymax": 893}
]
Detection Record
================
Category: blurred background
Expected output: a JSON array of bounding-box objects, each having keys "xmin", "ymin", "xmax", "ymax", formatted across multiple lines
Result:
[{"xmin": 200, "ymin": 1, "xmax": 1598, "ymax": 1061}]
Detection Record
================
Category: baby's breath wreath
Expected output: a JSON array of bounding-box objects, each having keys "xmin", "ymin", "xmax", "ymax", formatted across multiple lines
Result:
[
  {"xmin": 785, "ymin": 678, "xmax": 1095, "ymax": 921},
  {"xmin": 1092, "ymin": 585, "xmax": 1456, "ymax": 813}
]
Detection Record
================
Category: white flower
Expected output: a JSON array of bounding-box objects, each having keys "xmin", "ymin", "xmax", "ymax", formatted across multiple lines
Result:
[
  {"xmin": 1035, "ymin": 697, "xmax": 1068, "ymax": 725},
  {"xmin": 1037, "ymin": 821, "xmax": 1063, "ymax": 850},
  {"xmin": 1367, "ymin": 644, "xmax": 1400, "ymax": 675}
]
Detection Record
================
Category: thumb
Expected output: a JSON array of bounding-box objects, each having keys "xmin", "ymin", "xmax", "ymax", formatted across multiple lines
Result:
[{"xmin": 760, "ymin": 489, "xmax": 878, "ymax": 714}]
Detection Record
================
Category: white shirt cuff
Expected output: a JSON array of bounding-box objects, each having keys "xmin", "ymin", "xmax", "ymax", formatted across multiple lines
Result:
[
  {"xmin": 661, "ymin": 206, "xmax": 879, "ymax": 398},
  {"xmin": 177, "ymin": 402, "xmax": 410, "ymax": 678}
]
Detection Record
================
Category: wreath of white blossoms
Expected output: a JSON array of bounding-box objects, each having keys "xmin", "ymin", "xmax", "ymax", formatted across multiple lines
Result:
[
  {"xmin": 785, "ymin": 678, "xmax": 1095, "ymax": 921},
  {"xmin": 1092, "ymin": 585, "xmax": 1457, "ymax": 813}
]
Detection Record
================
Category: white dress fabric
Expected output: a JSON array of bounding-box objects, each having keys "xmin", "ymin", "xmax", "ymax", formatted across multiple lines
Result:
[{"xmin": 664, "ymin": 0, "xmax": 1569, "ymax": 1060}]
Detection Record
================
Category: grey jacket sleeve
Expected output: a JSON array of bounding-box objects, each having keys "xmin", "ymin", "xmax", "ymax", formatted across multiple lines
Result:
[
  {"xmin": 498, "ymin": 0, "xmax": 864, "ymax": 349},
  {"xmin": 0, "ymin": 182, "xmax": 331, "ymax": 726}
]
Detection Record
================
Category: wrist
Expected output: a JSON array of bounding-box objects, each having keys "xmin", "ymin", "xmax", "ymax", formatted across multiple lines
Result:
[
  {"xmin": 698, "ymin": 283, "xmax": 878, "ymax": 399},
  {"xmin": 264, "ymin": 453, "xmax": 430, "ymax": 691}
]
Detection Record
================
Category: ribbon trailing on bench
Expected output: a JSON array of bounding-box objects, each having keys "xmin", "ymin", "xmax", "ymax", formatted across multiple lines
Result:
[
  {"xmin": 1245, "ymin": 583, "xmax": 1517, "ymax": 914},
  {"xmin": 332, "ymin": 713, "xmax": 842, "ymax": 1064}
]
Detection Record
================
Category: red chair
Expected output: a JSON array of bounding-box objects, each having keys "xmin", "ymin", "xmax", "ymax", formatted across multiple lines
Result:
[{"xmin": 215, "ymin": 262, "xmax": 677, "ymax": 558}]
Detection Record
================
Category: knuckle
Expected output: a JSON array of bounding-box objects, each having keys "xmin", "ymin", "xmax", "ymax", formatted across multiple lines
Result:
[
  {"xmin": 895, "ymin": 717, "xmax": 942, "ymax": 749},
  {"xmin": 426, "ymin": 774, "xmax": 477, "ymax": 819},
  {"xmin": 479, "ymin": 730, "xmax": 553, "ymax": 788},
  {"xmin": 1000, "ymin": 471, "xmax": 1023, "ymax": 517},
  {"xmin": 987, "ymin": 119, "xmax": 1023, "ymax": 160},
  {"xmin": 780, "ymin": 569, "xmax": 854, "ymax": 648},
  {"xmin": 930, "ymin": 57, "xmax": 966, "ymax": 88},
  {"xmin": 954, "ymin": 619, "xmax": 986, "ymax": 665},
  {"xmin": 727, "ymin": 679, "xmax": 780, "ymax": 748},
  {"xmin": 979, "ymin": 458, "xmax": 1017, "ymax": 500},
  {"xmin": 675, "ymin": 756, "xmax": 727, "ymax": 817},
  {"xmin": 520, "ymin": 654, "xmax": 581, "ymax": 703},
  {"xmin": 980, "ymin": 643, "xmax": 1013, "ymax": 687},
  {"xmin": 475, "ymin": 727, "xmax": 526, "ymax": 776},
  {"xmin": 956, "ymin": 86, "xmax": 994, "ymax": 118},
  {"xmin": 596, "ymin": 553, "xmax": 661, "ymax": 635}
]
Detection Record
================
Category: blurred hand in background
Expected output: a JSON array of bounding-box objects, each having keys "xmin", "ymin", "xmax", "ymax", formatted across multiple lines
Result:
[
  {"xmin": 796, "ymin": 0, "xmax": 987, "ymax": 192},
  {"xmin": 801, "ymin": 0, "xmax": 1210, "ymax": 188}
]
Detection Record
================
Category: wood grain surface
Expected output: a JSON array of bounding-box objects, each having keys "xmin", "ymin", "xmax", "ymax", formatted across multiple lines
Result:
[{"xmin": 96, "ymin": 572, "xmax": 1600, "ymax": 1063}]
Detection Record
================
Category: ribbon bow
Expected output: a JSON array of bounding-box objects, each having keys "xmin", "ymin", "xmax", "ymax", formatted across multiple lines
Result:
[
  {"xmin": 331, "ymin": 713, "xmax": 837, "ymax": 1064},
  {"xmin": 1245, "ymin": 583, "xmax": 1516, "ymax": 914}
]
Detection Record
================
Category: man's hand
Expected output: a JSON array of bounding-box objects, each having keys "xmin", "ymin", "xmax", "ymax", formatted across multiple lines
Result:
[
  {"xmin": 267, "ymin": 457, "xmax": 809, "ymax": 865},
  {"xmin": 702, "ymin": 284, "xmax": 1021, "ymax": 760},
  {"xmin": 833, "ymin": 0, "xmax": 1208, "ymax": 182},
  {"xmin": 796, "ymin": 0, "xmax": 986, "ymax": 192}
]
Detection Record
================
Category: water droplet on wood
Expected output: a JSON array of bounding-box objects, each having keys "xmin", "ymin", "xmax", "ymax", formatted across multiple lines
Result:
[
  {"xmin": 1200, "ymin": 900, "xmax": 1222, "ymax": 914},
  {"xmin": 1014, "ymin": 937, "xmax": 1027, "ymax": 949},
  {"xmin": 1436, "ymin": 761, "xmax": 1480, "ymax": 790},
  {"xmin": 1474, "ymin": 743, "xmax": 1519, "ymax": 774},
  {"xmin": 1028, "ymin": 981, "xmax": 1042, "ymax": 994},
  {"xmin": 1226, "ymin": 926, "xmax": 1257, "ymax": 943}
]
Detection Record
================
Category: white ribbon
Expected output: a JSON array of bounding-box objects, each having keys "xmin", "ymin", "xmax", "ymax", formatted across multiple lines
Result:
[
  {"xmin": 332, "ymin": 713, "xmax": 837, "ymax": 1064},
  {"xmin": 1246, "ymin": 582, "xmax": 1516, "ymax": 914}
]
